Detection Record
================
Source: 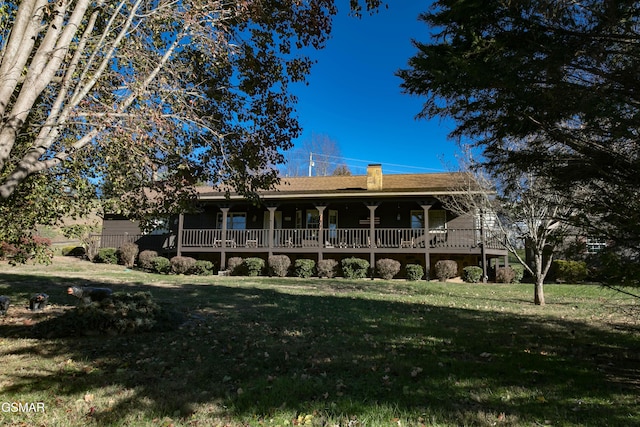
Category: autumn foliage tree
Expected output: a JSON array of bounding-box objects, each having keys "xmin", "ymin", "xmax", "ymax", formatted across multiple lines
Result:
[{"xmin": 0, "ymin": 0, "xmax": 380, "ymax": 248}]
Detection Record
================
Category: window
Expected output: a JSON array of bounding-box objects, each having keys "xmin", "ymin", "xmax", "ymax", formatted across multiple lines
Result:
[
  {"xmin": 306, "ymin": 209, "xmax": 320, "ymax": 228},
  {"xmin": 216, "ymin": 212, "xmax": 246, "ymax": 230},
  {"xmin": 328, "ymin": 209, "xmax": 338, "ymax": 238},
  {"xmin": 295, "ymin": 210, "xmax": 302, "ymax": 229},
  {"xmin": 429, "ymin": 210, "xmax": 447, "ymax": 232},
  {"xmin": 410, "ymin": 210, "xmax": 424, "ymax": 229},
  {"xmin": 586, "ymin": 237, "xmax": 606, "ymax": 254},
  {"xmin": 411, "ymin": 210, "xmax": 446, "ymax": 231}
]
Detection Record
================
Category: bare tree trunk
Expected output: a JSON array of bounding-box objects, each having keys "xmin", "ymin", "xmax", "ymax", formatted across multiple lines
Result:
[
  {"xmin": 532, "ymin": 251, "xmax": 546, "ymax": 306},
  {"xmin": 534, "ymin": 279, "xmax": 545, "ymax": 306}
]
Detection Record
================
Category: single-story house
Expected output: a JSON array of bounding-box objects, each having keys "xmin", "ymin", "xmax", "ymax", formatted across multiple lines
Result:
[{"xmin": 100, "ymin": 164, "xmax": 508, "ymax": 277}]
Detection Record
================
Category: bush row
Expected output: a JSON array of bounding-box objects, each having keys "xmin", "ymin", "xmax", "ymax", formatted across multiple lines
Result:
[
  {"xmin": 92, "ymin": 246, "xmax": 215, "ymax": 276},
  {"xmin": 226, "ymin": 256, "xmax": 424, "ymax": 280}
]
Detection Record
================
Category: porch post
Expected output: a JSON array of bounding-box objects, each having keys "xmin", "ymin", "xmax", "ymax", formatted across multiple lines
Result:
[
  {"xmin": 267, "ymin": 206, "xmax": 277, "ymax": 258},
  {"xmin": 367, "ymin": 204, "xmax": 378, "ymax": 278},
  {"xmin": 421, "ymin": 204, "xmax": 432, "ymax": 280},
  {"xmin": 220, "ymin": 207, "xmax": 229, "ymax": 270},
  {"xmin": 176, "ymin": 213, "xmax": 184, "ymax": 256},
  {"xmin": 316, "ymin": 205, "xmax": 327, "ymax": 261}
]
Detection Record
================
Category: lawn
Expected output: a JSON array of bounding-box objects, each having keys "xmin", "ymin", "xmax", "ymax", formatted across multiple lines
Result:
[{"xmin": 0, "ymin": 257, "xmax": 638, "ymax": 427}]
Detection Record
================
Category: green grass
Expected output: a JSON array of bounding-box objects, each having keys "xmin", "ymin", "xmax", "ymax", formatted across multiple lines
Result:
[{"xmin": 0, "ymin": 258, "xmax": 638, "ymax": 426}]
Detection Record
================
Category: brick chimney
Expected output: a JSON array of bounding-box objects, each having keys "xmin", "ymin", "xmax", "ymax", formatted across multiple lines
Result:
[{"xmin": 366, "ymin": 164, "xmax": 383, "ymax": 191}]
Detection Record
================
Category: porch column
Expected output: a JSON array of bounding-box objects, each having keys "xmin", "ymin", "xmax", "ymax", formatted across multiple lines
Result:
[
  {"xmin": 176, "ymin": 213, "xmax": 184, "ymax": 256},
  {"xmin": 421, "ymin": 204, "xmax": 432, "ymax": 280},
  {"xmin": 367, "ymin": 204, "xmax": 379, "ymax": 278},
  {"xmin": 315, "ymin": 205, "xmax": 327, "ymax": 261},
  {"xmin": 220, "ymin": 207, "xmax": 229, "ymax": 270},
  {"xmin": 267, "ymin": 206, "xmax": 277, "ymax": 258}
]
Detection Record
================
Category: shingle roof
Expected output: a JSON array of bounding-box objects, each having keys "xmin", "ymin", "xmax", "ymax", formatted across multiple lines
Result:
[{"xmin": 196, "ymin": 171, "xmax": 479, "ymax": 200}]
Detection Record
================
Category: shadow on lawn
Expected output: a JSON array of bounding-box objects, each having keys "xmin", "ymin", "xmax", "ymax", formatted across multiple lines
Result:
[{"xmin": 0, "ymin": 272, "xmax": 639, "ymax": 426}]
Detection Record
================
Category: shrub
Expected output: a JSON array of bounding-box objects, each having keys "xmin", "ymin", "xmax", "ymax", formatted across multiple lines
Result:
[
  {"xmin": 496, "ymin": 267, "xmax": 516, "ymax": 283},
  {"xmin": 317, "ymin": 259, "xmax": 339, "ymax": 278},
  {"xmin": 150, "ymin": 256, "xmax": 171, "ymax": 274},
  {"xmin": 553, "ymin": 259, "xmax": 588, "ymax": 283},
  {"xmin": 0, "ymin": 241, "xmax": 19, "ymax": 260},
  {"xmin": 405, "ymin": 264, "xmax": 424, "ymax": 281},
  {"xmin": 462, "ymin": 266, "xmax": 483, "ymax": 283},
  {"xmin": 376, "ymin": 258, "xmax": 401, "ymax": 280},
  {"xmin": 434, "ymin": 260, "xmax": 458, "ymax": 281},
  {"xmin": 227, "ymin": 257, "xmax": 244, "ymax": 275},
  {"xmin": 294, "ymin": 259, "xmax": 316, "ymax": 278},
  {"xmin": 33, "ymin": 291, "xmax": 181, "ymax": 337},
  {"xmin": 94, "ymin": 248, "xmax": 118, "ymax": 264},
  {"xmin": 243, "ymin": 257, "xmax": 265, "ymax": 276},
  {"xmin": 62, "ymin": 246, "xmax": 85, "ymax": 257},
  {"xmin": 342, "ymin": 257, "xmax": 370, "ymax": 279},
  {"xmin": 118, "ymin": 242, "xmax": 139, "ymax": 268},
  {"xmin": 171, "ymin": 256, "xmax": 197, "ymax": 274},
  {"xmin": 268, "ymin": 255, "xmax": 291, "ymax": 277},
  {"xmin": 138, "ymin": 250, "xmax": 158, "ymax": 270},
  {"xmin": 511, "ymin": 264, "xmax": 525, "ymax": 283},
  {"xmin": 192, "ymin": 260, "xmax": 215, "ymax": 276}
]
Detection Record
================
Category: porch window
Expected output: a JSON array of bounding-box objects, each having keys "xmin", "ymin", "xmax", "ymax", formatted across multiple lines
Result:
[
  {"xmin": 328, "ymin": 209, "xmax": 338, "ymax": 238},
  {"xmin": 410, "ymin": 210, "xmax": 447, "ymax": 231},
  {"xmin": 410, "ymin": 211, "xmax": 424, "ymax": 229},
  {"xmin": 306, "ymin": 209, "xmax": 320, "ymax": 228},
  {"xmin": 216, "ymin": 212, "xmax": 246, "ymax": 229},
  {"xmin": 429, "ymin": 210, "xmax": 446, "ymax": 232}
]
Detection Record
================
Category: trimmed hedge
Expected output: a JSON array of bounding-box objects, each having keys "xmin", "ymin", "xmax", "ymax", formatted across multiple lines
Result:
[
  {"xmin": 118, "ymin": 242, "xmax": 139, "ymax": 268},
  {"xmin": 268, "ymin": 255, "xmax": 291, "ymax": 277},
  {"xmin": 227, "ymin": 257, "xmax": 244, "ymax": 275},
  {"xmin": 342, "ymin": 257, "xmax": 370, "ymax": 279},
  {"xmin": 138, "ymin": 250, "xmax": 158, "ymax": 270},
  {"xmin": 553, "ymin": 259, "xmax": 588, "ymax": 283},
  {"xmin": 192, "ymin": 260, "xmax": 215, "ymax": 276},
  {"xmin": 244, "ymin": 257, "xmax": 265, "ymax": 276},
  {"xmin": 294, "ymin": 259, "xmax": 315, "ymax": 278},
  {"xmin": 171, "ymin": 256, "xmax": 197, "ymax": 275},
  {"xmin": 151, "ymin": 256, "xmax": 171, "ymax": 274},
  {"xmin": 94, "ymin": 248, "xmax": 118, "ymax": 264},
  {"xmin": 434, "ymin": 260, "xmax": 458, "ymax": 281},
  {"xmin": 496, "ymin": 267, "xmax": 517, "ymax": 283},
  {"xmin": 317, "ymin": 259, "xmax": 338, "ymax": 278},
  {"xmin": 405, "ymin": 264, "xmax": 424, "ymax": 281},
  {"xmin": 376, "ymin": 258, "xmax": 401, "ymax": 280},
  {"xmin": 462, "ymin": 266, "xmax": 483, "ymax": 283}
]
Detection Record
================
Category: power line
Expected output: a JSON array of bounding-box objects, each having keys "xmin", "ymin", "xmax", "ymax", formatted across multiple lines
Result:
[{"xmin": 282, "ymin": 152, "xmax": 446, "ymax": 174}]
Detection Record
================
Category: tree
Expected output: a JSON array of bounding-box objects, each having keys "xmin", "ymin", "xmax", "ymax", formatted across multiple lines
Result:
[
  {"xmin": 0, "ymin": 0, "xmax": 380, "ymax": 247},
  {"xmin": 441, "ymin": 155, "xmax": 570, "ymax": 305},
  {"xmin": 397, "ymin": 0, "xmax": 640, "ymax": 275},
  {"xmin": 281, "ymin": 133, "xmax": 351, "ymax": 176}
]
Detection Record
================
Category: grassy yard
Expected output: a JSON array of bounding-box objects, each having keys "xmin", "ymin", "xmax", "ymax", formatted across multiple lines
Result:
[{"xmin": 0, "ymin": 257, "xmax": 638, "ymax": 427}]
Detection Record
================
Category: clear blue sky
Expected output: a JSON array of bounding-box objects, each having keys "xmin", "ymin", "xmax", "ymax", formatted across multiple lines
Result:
[{"xmin": 290, "ymin": 1, "xmax": 458, "ymax": 175}]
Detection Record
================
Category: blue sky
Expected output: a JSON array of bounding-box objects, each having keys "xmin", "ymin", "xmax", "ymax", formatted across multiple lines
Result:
[{"xmin": 289, "ymin": 1, "xmax": 459, "ymax": 175}]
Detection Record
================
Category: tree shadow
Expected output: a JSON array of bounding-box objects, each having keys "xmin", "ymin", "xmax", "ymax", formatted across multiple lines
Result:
[{"xmin": 0, "ymin": 272, "xmax": 639, "ymax": 426}]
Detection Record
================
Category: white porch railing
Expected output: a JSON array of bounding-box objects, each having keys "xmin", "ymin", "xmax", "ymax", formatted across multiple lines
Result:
[{"xmin": 180, "ymin": 228, "xmax": 504, "ymax": 250}]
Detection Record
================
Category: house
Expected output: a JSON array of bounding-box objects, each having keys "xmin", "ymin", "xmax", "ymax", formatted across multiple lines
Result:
[{"xmin": 100, "ymin": 164, "xmax": 508, "ymax": 277}]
